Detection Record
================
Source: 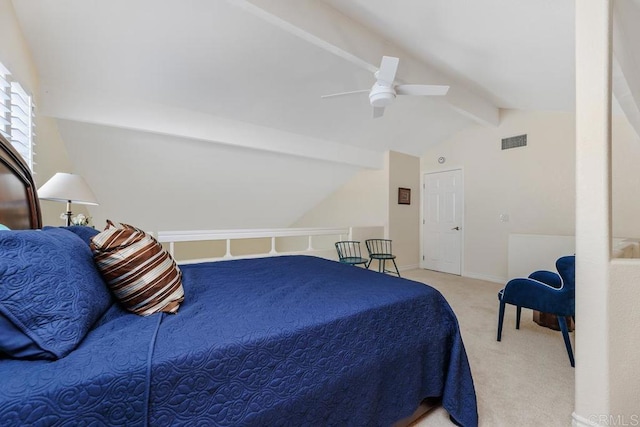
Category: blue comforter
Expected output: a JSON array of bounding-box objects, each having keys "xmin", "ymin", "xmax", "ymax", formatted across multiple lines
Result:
[{"xmin": 0, "ymin": 256, "xmax": 477, "ymax": 426}]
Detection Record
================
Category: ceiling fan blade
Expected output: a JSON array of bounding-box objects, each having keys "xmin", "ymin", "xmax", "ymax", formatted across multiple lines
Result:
[
  {"xmin": 376, "ymin": 56, "xmax": 399, "ymax": 86},
  {"xmin": 373, "ymin": 106, "xmax": 385, "ymax": 119},
  {"xmin": 321, "ymin": 89, "xmax": 370, "ymax": 99},
  {"xmin": 395, "ymin": 84, "xmax": 450, "ymax": 96}
]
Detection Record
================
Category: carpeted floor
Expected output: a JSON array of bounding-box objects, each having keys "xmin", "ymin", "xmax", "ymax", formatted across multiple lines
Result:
[{"xmin": 401, "ymin": 269, "xmax": 574, "ymax": 426}]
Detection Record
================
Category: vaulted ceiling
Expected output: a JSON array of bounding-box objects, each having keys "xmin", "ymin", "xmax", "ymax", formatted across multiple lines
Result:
[
  {"xmin": 14, "ymin": 0, "xmax": 638, "ymax": 169},
  {"xmin": 9, "ymin": 0, "xmax": 640, "ymax": 230}
]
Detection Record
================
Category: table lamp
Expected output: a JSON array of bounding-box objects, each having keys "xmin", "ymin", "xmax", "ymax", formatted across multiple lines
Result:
[{"xmin": 38, "ymin": 173, "xmax": 99, "ymax": 226}]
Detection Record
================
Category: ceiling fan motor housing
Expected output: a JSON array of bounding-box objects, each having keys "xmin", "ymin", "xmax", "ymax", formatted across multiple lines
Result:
[{"xmin": 369, "ymin": 84, "xmax": 396, "ymax": 107}]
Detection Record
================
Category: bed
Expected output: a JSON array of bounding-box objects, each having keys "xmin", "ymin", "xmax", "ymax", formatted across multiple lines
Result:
[{"xmin": 0, "ymin": 134, "xmax": 478, "ymax": 426}]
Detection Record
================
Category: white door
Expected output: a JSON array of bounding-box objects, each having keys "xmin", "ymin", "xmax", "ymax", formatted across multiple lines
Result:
[{"xmin": 423, "ymin": 169, "xmax": 463, "ymax": 275}]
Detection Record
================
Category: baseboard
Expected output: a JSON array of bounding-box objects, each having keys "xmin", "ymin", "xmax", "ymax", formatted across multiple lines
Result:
[
  {"xmin": 399, "ymin": 264, "xmax": 419, "ymax": 272},
  {"xmin": 462, "ymin": 271, "xmax": 507, "ymax": 284},
  {"xmin": 572, "ymin": 412, "xmax": 600, "ymax": 427}
]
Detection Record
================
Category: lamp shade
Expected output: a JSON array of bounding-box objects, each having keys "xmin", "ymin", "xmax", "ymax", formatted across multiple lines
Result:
[{"xmin": 38, "ymin": 173, "xmax": 98, "ymax": 205}]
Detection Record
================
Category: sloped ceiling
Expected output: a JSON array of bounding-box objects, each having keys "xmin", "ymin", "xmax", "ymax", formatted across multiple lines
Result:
[
  {"xmin": 57, "ymin": 120, "xmax": 360, "ymax": 231},
  {"xmin": 11, "ymin": 0, "xmax": 486, "ymax": 162},
  {"xmin": 13, "ymin": 0, "xmax": 640, "ymax": 159},
  {"xmin": 10, "ymin": 0, "xmax": 640, "ymax": 230},
  {"xmin": 323, "ymin": 0, "xmax": 577, "ymax": 111}
]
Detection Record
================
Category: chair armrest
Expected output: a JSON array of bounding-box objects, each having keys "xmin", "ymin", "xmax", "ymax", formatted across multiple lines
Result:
[
  {"xmin": 528, "ymin": 270, "xmax": 562, "ymax": 288},
  {"xmin": 501, "ymin": 278, "xmax": 572, "ymax": 315}
]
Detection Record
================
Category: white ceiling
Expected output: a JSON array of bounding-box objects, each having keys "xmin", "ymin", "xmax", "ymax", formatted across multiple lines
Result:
[
  {"xmin": 323, "ymin": 0, "xmax": 576, "ymax": 111},
  {"xmin": 10, "ymin": 0, "xmax": 640, "ymax": 164}
]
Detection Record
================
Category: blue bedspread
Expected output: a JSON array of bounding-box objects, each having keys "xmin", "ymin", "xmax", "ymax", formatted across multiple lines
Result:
[{"xmin": 0, "ymin": 256, "xmax": 477, "ymax": 426}]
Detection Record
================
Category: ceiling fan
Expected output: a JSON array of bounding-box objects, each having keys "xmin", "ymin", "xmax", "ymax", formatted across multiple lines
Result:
[{"xmin": 321, "ymin": 56, "xmax": 449, "ymax": 118}]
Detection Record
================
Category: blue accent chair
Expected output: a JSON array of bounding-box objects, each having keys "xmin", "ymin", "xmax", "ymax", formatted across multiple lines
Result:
[{"xmin": 497, "ymin": 255, "xmax": 575, "ymax": 367}]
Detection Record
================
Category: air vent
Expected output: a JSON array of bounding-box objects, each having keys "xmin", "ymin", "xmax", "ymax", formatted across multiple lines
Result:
[{"xmin": 501, "ymin": 134, "xmax": 527, "ymax": 150}]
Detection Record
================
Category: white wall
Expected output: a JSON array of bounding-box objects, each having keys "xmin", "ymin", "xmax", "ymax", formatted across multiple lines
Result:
[
  {"xmin": 0, "ymin": 0, "xmax": 72, "ymax": 226},
  {"xmin": 421, "ymin": 109, "xmax": 640, "ymax": 282},
  {"xmin": 290, "ymin": 159, "xmax": 389, "ymax": 262},
  {"xmin": 294, "ymin": 150, "xmax": 421, "ymax": 270},
  {"xmin": 291, "ymin": 161, "xmax": 388, "ymax": 229},
  {"xmin": 58, "ymin": 120, "xmax": 360, "ymax": 233},
  {"xmin": 388, "ymin": 151, "xmax": 420, "ymax": 269},
  {"xmin": 609, "ymin": 259, "xmax": 640, "ymax": 418},
  {"xmin": 612, "ymin": 114, "xmax": 640, "ymax": 238}
]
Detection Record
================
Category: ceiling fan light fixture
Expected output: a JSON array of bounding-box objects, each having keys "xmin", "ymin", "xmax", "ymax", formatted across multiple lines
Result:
[
  {"xmin": 321, "ymin": 56, "xmax": 448, "ymax": 117},
  {"xmin": 369, "ymin": 85, "xmax": 396, "ymax": 107}
]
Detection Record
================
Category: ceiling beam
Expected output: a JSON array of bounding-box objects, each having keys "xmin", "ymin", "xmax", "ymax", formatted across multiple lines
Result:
[
  {"xmin": 227, "ymin": 0, "xmax": 499, "ymax": 127},
  {"xmin": 612, "ymin": 1, "xmax": 640, "ymax": 139},
  {"xmin": 39, "ymin": 88, "xmax": 384, "ymax": 169}
]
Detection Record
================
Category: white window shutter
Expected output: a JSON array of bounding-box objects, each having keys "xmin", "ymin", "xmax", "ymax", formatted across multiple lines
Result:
[
  {"xmin": 10, "ymin": 82, "xmax": 34, "ymax": 170},
  {"xmin": 0, "ymin": 61, "xmax": 35, "ymax": 171},
  {"xmin": 0, "ymin": 64, "xmax": 10, "ymax": 140}
]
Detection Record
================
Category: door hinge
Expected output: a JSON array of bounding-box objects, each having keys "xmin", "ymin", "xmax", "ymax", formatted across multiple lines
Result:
[{"xmin": 422, "ymin": 255, "xmax": 425, "ymax": 261}]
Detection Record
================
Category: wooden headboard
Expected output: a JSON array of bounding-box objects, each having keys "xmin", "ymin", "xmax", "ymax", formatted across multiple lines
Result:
[{"xmin": 0, "ymin": 132, "xmax": 42, "ymax": 229}]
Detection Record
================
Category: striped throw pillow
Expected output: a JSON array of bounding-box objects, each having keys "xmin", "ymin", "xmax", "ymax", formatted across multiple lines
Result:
[{"xmin": 90, "ymin": 220, "xmax": 184, "ymax": 316}]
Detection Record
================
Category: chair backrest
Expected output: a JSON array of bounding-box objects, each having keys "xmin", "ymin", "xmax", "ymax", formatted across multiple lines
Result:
[
  {"xmin": 335, "ymin": 241, "xmax": 363, "ymax": 260},
  {"xmin": 555, "ymin": 255, "xmax": 576, "ymax": 316},
  {"xmin": 365, "ymin": 239, "xmax": 393, "ymax": 256},
  {"xmin": 555, "ymin": 255, "xmax": 575, "ymax": 293}
]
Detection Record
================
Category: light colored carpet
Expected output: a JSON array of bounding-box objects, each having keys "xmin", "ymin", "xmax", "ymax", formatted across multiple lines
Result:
[{"xmin": 401, "ymin": 269, "xmax": 574, "ymax": 426}]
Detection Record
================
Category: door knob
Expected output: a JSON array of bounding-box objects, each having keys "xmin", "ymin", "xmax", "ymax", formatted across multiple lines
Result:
[{"xmin": 451, "ymin": 226, "xmax": 460, "ymax": 231}]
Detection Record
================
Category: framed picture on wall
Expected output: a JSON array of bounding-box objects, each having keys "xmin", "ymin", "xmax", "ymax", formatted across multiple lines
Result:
[{"xmin": 398, "ymin": 187, "xmax": 411, "ymax": 205}]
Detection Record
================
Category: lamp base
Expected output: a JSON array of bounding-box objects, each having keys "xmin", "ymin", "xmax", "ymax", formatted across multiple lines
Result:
[
  {"xmin": 64, "ymin": 200, "xmax": 72, "ymax": 226},
  {"xmin": 64, "ymin": 211, "xmax": 72, "ymax": 226}
]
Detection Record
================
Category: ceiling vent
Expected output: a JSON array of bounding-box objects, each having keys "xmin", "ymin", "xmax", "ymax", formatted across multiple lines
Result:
[{"xmin": 501, "ymin": 134, "xmax": 527, "ymax": 150}]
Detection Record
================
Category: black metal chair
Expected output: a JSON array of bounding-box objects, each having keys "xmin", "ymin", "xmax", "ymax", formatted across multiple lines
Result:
[
  {"xmin": 365, "ymin": 239, "xmax": 400, "ymax": 277},
  {"xmin": 335, "ymin": 241, "xmax": 369, "ymax": 267}
]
